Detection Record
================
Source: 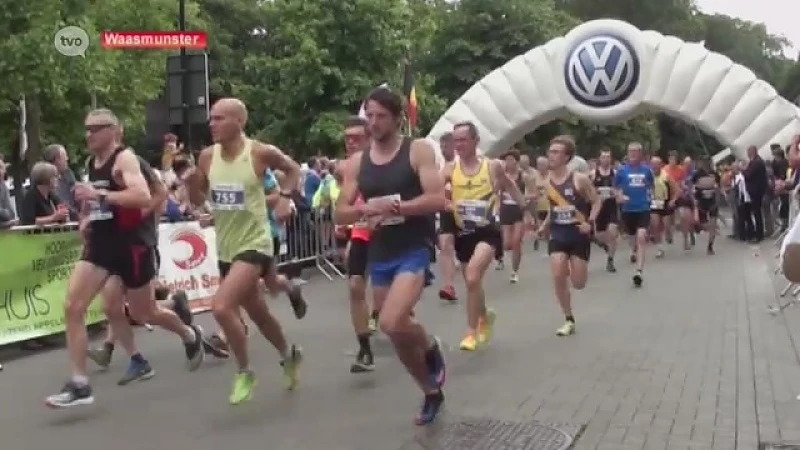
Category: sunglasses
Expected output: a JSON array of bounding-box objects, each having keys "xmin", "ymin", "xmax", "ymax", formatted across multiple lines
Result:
[{"xmin": 85, "ymin": 123, "xmax": 114, "ymax": 133}]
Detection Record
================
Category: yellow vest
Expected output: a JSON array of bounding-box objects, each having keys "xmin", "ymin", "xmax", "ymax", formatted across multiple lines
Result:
[{"xmin": 450, "ymin": 159, "xmax": 495, "ymax": 230}]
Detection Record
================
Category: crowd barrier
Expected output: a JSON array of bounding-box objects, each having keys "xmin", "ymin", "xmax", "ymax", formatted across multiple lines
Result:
[{"xmin": 0, "ymin": 211, "xmax": 344, "ymax": 346}]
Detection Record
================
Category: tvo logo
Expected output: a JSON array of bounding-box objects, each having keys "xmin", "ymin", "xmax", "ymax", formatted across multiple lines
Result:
[{"xmin": 564, "ymin": 35, "xmax": 640, "ymax": 108}]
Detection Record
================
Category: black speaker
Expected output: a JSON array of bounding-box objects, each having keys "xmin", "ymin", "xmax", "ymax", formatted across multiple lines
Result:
[{"xmin": 166, "ymin": 52, "xmax": 209, "ymax": 126}]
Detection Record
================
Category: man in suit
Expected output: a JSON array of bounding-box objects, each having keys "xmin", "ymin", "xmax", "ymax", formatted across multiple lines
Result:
[{"xmin": 743, "ymin": 145, "xmax": 768, "ymax": 242}]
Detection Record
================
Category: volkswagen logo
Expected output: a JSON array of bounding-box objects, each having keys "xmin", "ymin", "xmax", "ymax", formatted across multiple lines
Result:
[{"xmin": 565, "ymin": 34, "xmax": 640, "ymax": 108}]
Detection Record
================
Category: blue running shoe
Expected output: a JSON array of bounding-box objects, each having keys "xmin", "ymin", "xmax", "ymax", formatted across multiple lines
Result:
[
  {"xmin": 414, "ymin": 391, "xmax": 444, "ymax": 426},
  {"xmin": 424, "ymin": 336, "xmax": 446, "ymax": 390},
  {"xmin": 117, "ymin": 358, "xmax": 155, "ymax": 386}
]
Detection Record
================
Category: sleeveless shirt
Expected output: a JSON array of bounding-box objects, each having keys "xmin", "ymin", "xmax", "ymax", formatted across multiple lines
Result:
[
  {"xmin": 651, "ymin": 172, "xmax": 671, "ymax": 209},
  {"xmin": 549, "ymin": 172, "xmax": 591, "ymax": 242},
  {"xmin": 594, "ymin": 168, "xmax": 616, "ymax": 204},
  {"xmin": 500, "ymin": 170, "xmax": 525, "ymax": 206},
  {"xmin": 207, "ymin": 139, "xmax": 272, "ymax": 262},
  {"xmin": 357, "ymin": 137, "xmax": 430, "ymax": 262},
  {"xmin": 450, "ymin": 158, "xmax": 496, "ymax": 232}
]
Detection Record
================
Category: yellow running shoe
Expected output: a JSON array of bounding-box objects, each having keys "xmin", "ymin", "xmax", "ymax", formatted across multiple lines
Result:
[
  {"xmin": 229, "ymin": 370, "xmax": 256, "ymax": 405},
  {"xmin": 281, "ymin": 344, "xmax": 303, "ymax": 390},
  {"xmin": 556, "ymin": 321, "xmax": 575, "ymax": 336},
  {"xmin": 477, "ymin": 308, "xmax": 496, "ymax": 345},
  {"xmin": 459, "ymin": 333, "xmax": 478, "ymax": 351}
]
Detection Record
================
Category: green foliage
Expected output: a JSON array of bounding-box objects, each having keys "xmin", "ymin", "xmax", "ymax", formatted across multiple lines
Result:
[{"xmin": 0, "ymin": 0, "xmax": 795, "ymax": 167}]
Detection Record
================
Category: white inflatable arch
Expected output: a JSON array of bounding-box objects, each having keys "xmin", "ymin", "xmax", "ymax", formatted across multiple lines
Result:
[{"xmin": 427, "ymin": 19, "xmax": 800, "ymax": 160}]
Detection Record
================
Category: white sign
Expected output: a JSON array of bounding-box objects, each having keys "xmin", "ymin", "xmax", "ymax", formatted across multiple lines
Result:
[{"xmin": 157, "ymin": 222, "xmax": 221, "ymax": 311}]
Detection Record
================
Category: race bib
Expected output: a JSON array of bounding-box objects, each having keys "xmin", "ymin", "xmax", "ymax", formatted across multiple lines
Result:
[
  {"xmin": 701, "ymin": 189, "xmax": 715, "ymax": 199},
  {"xmin": 651, "ymin": 199, "xmax": 665, "ymax": 209},
  {"xmin": 457, "ymin": 199, "xmax": 489, "ymax": 232},
  {"xmin": 211, "ymin": 183, "xmax": 246, "ymax": 211},
  {"xmin": 628, "ymin": 173, "xmax": 646, "ymax": 187},
  {"xmin": 597, "ymin": 186, "xmax": 613, "ymax": 199},
  {"xmin": 369, "ymin": 194, "xmax": 404, "ymax": 226},
  {"xmin": 501, "ymin": 191, "xmax": 517, "ymax": 205},
  {"xmin": 552, "ymin": 205, "xmax": 576, "ymax": 225},
  {"xmin": 87, "ymin": 198, "xmax": 114, "ymax": 222}
]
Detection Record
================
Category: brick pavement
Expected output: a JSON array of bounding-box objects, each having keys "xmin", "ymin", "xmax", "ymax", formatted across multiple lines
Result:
[{"xmin": 0, "ymin": 237, "xmax": 798, "ymax": 450}]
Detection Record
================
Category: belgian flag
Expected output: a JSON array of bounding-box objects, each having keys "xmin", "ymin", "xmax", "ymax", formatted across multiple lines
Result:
[{"xmin": 402, "ymin": 58, "xmax": 418, "ymax": 133}]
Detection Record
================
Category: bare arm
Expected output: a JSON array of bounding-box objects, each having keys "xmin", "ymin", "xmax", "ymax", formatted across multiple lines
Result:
[
  {"xmin": 576, "ymin": 172, "xmax": 601, "ymax": 223},
  {"xmin": 333, "ymin": 153, "xmax": 363, "ymax": 225},
  {"xmin": 143, "ymin": 173, "xmax": 168, "ymax": 218},
  {"xmin": 398, "ymin": 139, "xmax": 446, "ymax": 216},
  {"xmin": 108, "ymin": 150, "xmax": 151, "ymax": 209},
  {"xmin": 669, "ymin": 178, "xmax": 681, "ymax": 202},
  {"xmin": 490, "ymin": 160, "xmax": 527, "ymax": 207},
  {"xmin": 258, "ymin": 143, "xmax": 300, "ymax": 194},
  {"xmin": 185, "ymin": 148, "xmax": 212, "ymax": 206}
]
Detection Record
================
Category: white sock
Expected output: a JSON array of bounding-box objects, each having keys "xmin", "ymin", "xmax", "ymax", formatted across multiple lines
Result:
[{"xmin": 71, "ymin": 375, "xmax": 89, "ymax": 386}]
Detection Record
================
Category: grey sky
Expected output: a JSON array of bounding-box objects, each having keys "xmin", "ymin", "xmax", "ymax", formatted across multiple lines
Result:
[{"xmin": 695, "ymin": 0, "xmax": 799, "ymax": 59}]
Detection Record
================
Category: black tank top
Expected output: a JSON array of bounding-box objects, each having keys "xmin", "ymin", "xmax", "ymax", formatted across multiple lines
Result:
[
  {"xmin": 357, "ymin": 137, "xmax": 432, "ymax": 262},
  {"xmin": 86, "ymin": 147, "xmax": 150, "ymax": 246},
  {"xmin": 549, "ymin": 173, "xmax": 591, "ymax": 241},
  {"xmin": 501, "ymin": 170, "xmax": 525, "ymax": 207},
  {"xmin": 594, "ymin": 168, "xmax": 616, "ymax": 204}
]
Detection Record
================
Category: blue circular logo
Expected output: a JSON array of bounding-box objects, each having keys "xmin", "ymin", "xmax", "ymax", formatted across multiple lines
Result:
[{"xmin": 564, "ymin": 34, "xmax": 640, "ymax": 108}]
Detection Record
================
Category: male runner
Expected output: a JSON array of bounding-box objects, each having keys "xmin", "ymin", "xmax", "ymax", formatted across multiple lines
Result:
[
  {"xmin": 614, "ymin": 142, "xmax": 654, "ymax": 287},
  {"xmin": 45, "ymin": 109, "xmax": 205, "ymax": 408},
  {"xmin": 339, "ymin": 116, "xmax": 376, "ymax": 372},
  {"xmin": 437, "ymin": 132, "xmax": 459, "ymax": 302},
  {"xmin": 498, "ymin": 149, "xmax": 527, "ymax": 283},
  {"xmin": 443, "ymin": 124, "xmax": 526, "ymax": 351},
  {"xmin": 691, "ymin": 157, "xmax": 721, "ymax": 254},
  {"xmin": 335, "ymin": 88, "xmax": 447, "ymax": 425},
  {"xmin": 591, "ymin": 148, "xmax": 619, "ymax": 272},
  {"xmin": 183, "ymin": 98, "xmax": 303, "ymax": 405},
  {"xmin": 540, "ymin": 135, "xmax": 601, "ymax": 336},
  {"xmin": 530, "ymin": 156, "xmax": 551, "ymax": 249},
  {"xmin": 649, "ymin": 156, "xmax": 680, "ymax": 258}
]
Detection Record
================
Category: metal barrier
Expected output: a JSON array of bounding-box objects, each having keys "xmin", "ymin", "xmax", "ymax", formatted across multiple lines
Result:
[{"xmin": 275, "ymin": 208, "xmax": 345, "ymax": 280}]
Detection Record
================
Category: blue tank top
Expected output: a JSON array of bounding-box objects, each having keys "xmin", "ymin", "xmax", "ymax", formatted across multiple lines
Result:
[
  {"xmin": 549, "ymin": 173, "xmax": 590, "ymax": 242},
  {"xmin": 615, "ymin": 163, "xmax": 654, "ymax": 212}
]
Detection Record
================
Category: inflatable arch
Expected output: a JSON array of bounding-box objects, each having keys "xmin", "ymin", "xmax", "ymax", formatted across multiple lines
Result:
[{"xmin": 426, "ymin": 19, "xmax": 800, "ymax": 160}]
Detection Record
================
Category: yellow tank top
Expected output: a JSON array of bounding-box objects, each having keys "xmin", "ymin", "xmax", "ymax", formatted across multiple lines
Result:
[
  {"xmin": 451, "ymin": 159, "xmax": 496, "ymax": 231},
  {"xmin": 532, "ymin": 170, "xmax": 550, "ymax": 211},
  {"xmin": 653, "ymin": 172, "xmax": 670, "ymax": 201},
  {"xmin": 207, "ymin": 139, "xmax": 272, "ymax": 262}
]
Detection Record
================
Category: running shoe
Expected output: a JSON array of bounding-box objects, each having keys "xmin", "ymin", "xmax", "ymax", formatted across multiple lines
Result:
[
  {"xmin": 349, "ymin": 349, "xmax": 375, "ymax": 373},
  {"xmin": 459, "ymin": 333, "xmax": 478, "ymax": 351},
  {"xmin": 414, "ymin": 391, "xmax": 445, "ymax": 426},
  {"xmin": 438, "ymin": 285, "xmax": 457, "ymax": 302},
  {"xmin": 556, "ymin": 320, "xmax": 575, "ymax": 336},
  {"xmin": 229, "ymin": 370, "xmax": 256, "ymax": 405},
  {"xmin": 87, "ymin": 345, "xmax": 113, "ymax": 369},
  {"xmin": 184, "ymin": 325, "xmax": 205, "ymax": 370},
  {"xmin": 280, "ymin": 344, "xmax": 303, "ymax": 390},
  {"xmin": 425, "ymin": 336, "xmax": 446, "ymax": 389},
  {"xmin": 509, "ymin": 272, "xmax": 518, "ymax": 284},
  {"xmin": 606, "ymin": 257, "xmax": 616, "ymax": 273},
  {"xmin": 203, "ymin": 333, "xmax": 231, "ymax": 359},
  {"xmin": 477, "ymin": 308, "xmax": 496, "ymax": 345},
  {"xmin": 633, "ymin": 270, "xmax": 643, "ymax": 288},
  {"xmin": 287, "ymin": 282, "xmax": 308, "ymax": 319},
  {"xmin": 117, "ymin": 358, "xmax": 155, "ymax": 386},
  {"xmin": 45, "ymin": 381, "xmax": 94, "ymax": 408}
]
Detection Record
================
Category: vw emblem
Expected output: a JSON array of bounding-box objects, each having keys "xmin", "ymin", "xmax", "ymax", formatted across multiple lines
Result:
[{"xmin": 565, "ymin": 34, "xmax": 640, "ymax": 108}]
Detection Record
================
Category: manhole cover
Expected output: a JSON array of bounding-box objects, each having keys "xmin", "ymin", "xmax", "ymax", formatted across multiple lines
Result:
[{"xmin": 412, "ymin": 416, "xmax": 579, "ymax": 450}]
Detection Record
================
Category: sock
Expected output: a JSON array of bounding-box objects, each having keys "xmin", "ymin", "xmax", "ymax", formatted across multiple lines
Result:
[
  {"xmin": 370, "ymin": 310, "xmax": 379, "ymax": 321},
  {"xmin": 183, "ymin": 325, "xmax": 197, "ymax": 343},
  {"xmin": 131, "ymin": 353, "xmax": 145, "ymax": 364},
  {"xmin": 357, "ymin": 333, "xmax": 372, "ymax": 355},
  {"xmin": 103, "ymin": 341, "xmax": 115, "ymax": 353},
  {"xmin": 71, "ymin": 374, "xmax": 89, "ymax": 386},
  {"xmin": 565, "ymin": 315, "xmax": 575, "ymax": 323}
]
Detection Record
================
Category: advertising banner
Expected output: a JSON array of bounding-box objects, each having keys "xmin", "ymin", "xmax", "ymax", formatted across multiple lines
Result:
[
  {"xmin": 0, "ymin": 229, "xmax": 105, "ymax": 345},
  {"xmin": 157, "ymin": 222, "xmax": 221, "ymax": 312}
]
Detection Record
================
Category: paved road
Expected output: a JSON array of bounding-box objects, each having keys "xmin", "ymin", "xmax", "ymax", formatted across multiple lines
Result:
[{"xmin": 2, "ymin": 236, "xmax": 800, "ymax": 450}]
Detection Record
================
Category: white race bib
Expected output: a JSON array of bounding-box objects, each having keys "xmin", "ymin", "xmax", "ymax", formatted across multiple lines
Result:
[
  {"xmin": 211, "ymin": 183, "xmax": 246, "ymax": 211},
  {"xmin": 628, "ymin": 173, "xmax": 646, "ymax": 187},
  {"xmin": 701, "ymin": 189, "xmax": 715, "ymax": 199},
  {"xmin": 87, "ymin": 198, "xmax": 114, "ymax": 222},
  {"xmin": 457, "ymin": 199, "xmax": 489, "ymax": 232},
  {"xmin": 650, "ymin": 199, "xmax": 665, "ymax": 209},
  {"xmin": 552, "ymin": 205, "xmax": 577, "ymax": 225},
  {"xmin": 501, "ymin": 191, "xmax": 517, "ymax": 205},
  {"xmin": 369, "ymin": 194, "xmax": 404, "ymax": 226},
  {"xmin": 597, "ymin": 186, "xmax": 613, "ymax": 199}
]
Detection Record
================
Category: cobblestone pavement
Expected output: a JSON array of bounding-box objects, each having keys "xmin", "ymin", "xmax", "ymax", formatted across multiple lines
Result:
[{"xmin": 1, "ymin": 236, "xmax": 799, "ymax": 450}]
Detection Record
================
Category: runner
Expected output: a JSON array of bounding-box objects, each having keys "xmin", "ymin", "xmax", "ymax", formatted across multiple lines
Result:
[
  {"xmin": 339, "ymin": 116, "xmax": 376, "ymax": 372},
  {"xmin": 335, "ymin": 88, "xmax": 446, "ymax": 425},
  {"xmin": 648, "ymin": 156, "xmax": 680, "ymax": 258},
  {"xmin": 530, "ymin": 156, "xmax": 551, "ymax": 250},
  {"xmin": 498, "ymin": 148, "xmax": 528, "ymax": 283},
  {"xmin": 691, "ymin": 157, "xmax": 721, "ymax": 255},
  {"xmin": 45, "ymin": 109, "xmax": 205, "ymax": 408},
  {"xmin": 443, "ymin": 123, "xmax": 526, "ymax": 351},
  {"xmin": 539, "ymin": 135, "xmax": 601, "ymax": 336},
  {"xmin": 614, "ymin": 142, "xmax": 655, "ymax": 287},
  {"xmin": 590, "ymin": 148, "xmax": 619, "ymax": 272},
  {"xmin": 437, "ymin": 132, "xmax": 459, "ymax": 302},
  {"xmin": 183, "ymin": 98, "xmax": 303, "ymax": 405}
]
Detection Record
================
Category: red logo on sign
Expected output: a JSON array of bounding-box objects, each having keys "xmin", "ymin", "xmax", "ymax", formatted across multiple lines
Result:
[{"xmin": 170, "ymin": 229, "xmax": 208, "ymax": 270}]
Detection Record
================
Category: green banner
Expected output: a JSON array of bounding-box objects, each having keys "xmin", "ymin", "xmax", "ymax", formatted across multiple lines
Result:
[{"xmin": 0, "ymin": 229, "xmax": 104, "ymax": 345}]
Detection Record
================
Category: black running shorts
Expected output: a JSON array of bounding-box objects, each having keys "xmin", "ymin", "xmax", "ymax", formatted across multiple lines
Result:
[
  {"xmin": 82, "ymin": 240, "xmax": 157, "ymax": 289},
  {"xmin": 217, "ymin": 250, "xmax": 273, "ymax": 279},
  {"xmin": 454, "ymin": 226, "xmax": 502, "ymax": 264},
  {"xmin": 347, "ymin": 238, "xmax": 369, "ymax": 278}
]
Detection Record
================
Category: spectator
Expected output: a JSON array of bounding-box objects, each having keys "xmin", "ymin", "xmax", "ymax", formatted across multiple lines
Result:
[
  {"xmin": 19, "ymin": 162, "xmax": 68, "ymax": 226},
  {"xmin": 303, "ymin": 157, "xmax": 321, "ymax": 209},
  {"xmin": 41, "ymin": 144, "xmax": 78, "ymax": 221},
  {"xmin": 743, "ymin": 145, "xmax": 768, "ymax": 242},
  {"xmin": 0, "ymin": 155, "xmax": 16, "ymax": 227},
  {"xmin": 772, "ymin": 144, "xmax": 790, "ymax": 233},
  {"xmin": 160, "ymin": 133, "xmax": 182, "ymax": 188},
  {"xmin": 733, "ymin": 161, "xmax": 751, "ymax": 241}
]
